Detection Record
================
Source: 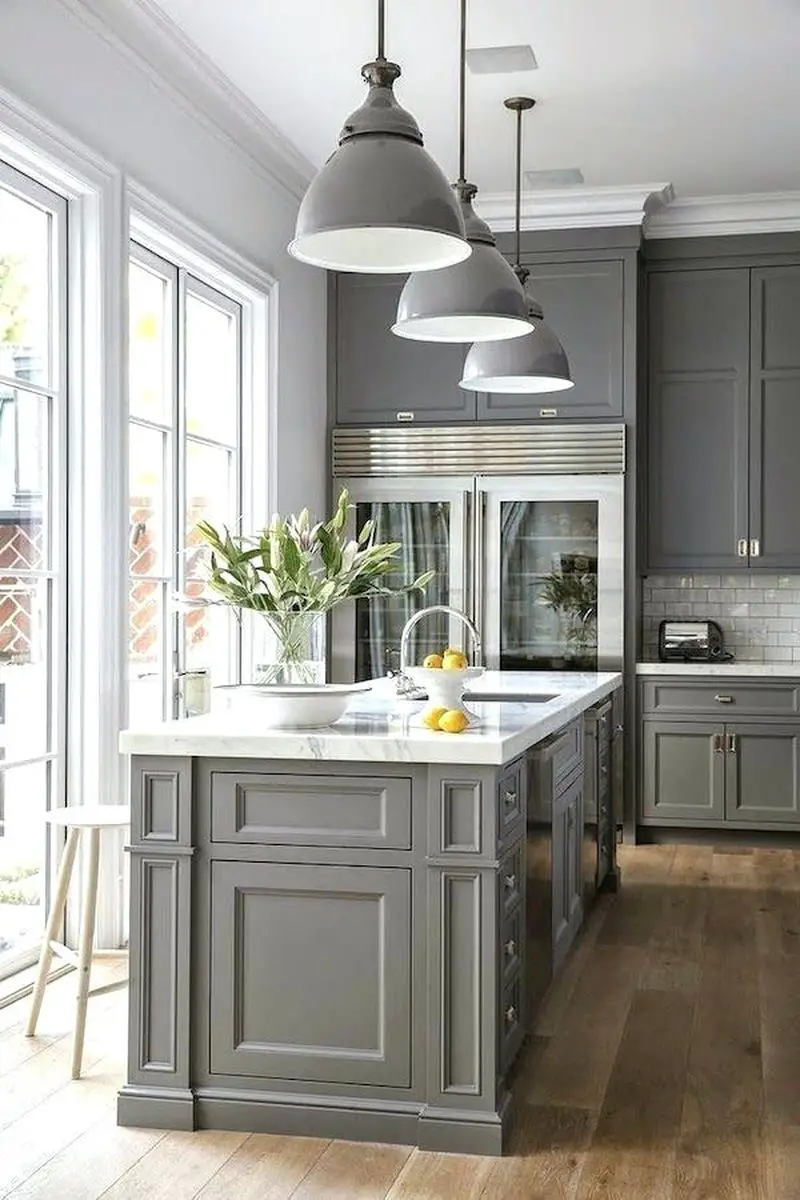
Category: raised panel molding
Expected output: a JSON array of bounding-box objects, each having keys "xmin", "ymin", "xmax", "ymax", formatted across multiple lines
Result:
[
  {"xmin": 439, "ymin": 871, "xmax": 482, "ymax": 1096},
  {"xmin": 141, "ymin": 772, "xmax": 180, "ymax": 842},
  {"xmin": 438, "ymin": 781, "xmax": 482, "ymax": 855},
  {"xmin": 137, "ymin": 857, "xmax": 178, "ymax": 1072}
]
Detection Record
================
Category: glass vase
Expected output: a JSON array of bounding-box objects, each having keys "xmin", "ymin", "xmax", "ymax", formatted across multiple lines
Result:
[{"xmin": 254, "ymin": 611, "xmax": 326, "ymax": 686}]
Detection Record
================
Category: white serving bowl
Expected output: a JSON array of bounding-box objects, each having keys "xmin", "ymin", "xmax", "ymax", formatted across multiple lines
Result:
[
  {"xmin": 225, "ymin": 682, "xmax": 372, "ymax": 730},
  {"xmin": 405, "ymin": 665, "xmax": 485, "ymax": 712}
]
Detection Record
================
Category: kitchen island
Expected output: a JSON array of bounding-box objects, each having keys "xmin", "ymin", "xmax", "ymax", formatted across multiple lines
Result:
[{"xmin": 117, "ymin": 671, "xmax": 620, "ymax": 1154}]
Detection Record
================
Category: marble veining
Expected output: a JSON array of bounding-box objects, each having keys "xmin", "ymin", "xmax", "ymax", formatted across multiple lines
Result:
[{"xmin": 119, "ymin": 671, "xmax": 621, "ymax": 766}]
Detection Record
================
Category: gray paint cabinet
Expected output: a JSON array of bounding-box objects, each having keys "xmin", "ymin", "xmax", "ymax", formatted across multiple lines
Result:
[
  {"xmin": 645, "ymin": 260, "xmax": 800, "ymax": 571},
  {"xmin": 331, "ymin": 274, "xmax": 475, "ymax": 425},
  {"xmin": 640, "ymin": 679, "xmax": 800, "ymax": 829}
]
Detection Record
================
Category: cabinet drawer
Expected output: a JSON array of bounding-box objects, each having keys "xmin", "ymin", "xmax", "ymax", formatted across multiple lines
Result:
[
  {"xmin": 499, "ymin": 842, "xmax": 524, "ymax": 918},
  {"xmin": 641, "ymin": 681, "xmax": 800, "ymax": 717},
  {"xmin": 210, "ymin": 772, "xmax": 412, "ymax": 849},
  {"xmin": 497, "ymin": 759, "xmax": 525, "ymax": 846},
  {"xmin": 500, "ymin": 973, "xmax": 524, "ymax": 1074},
  {"xmin": 500, "ymin": 905, "xmax": 524, "ymax": 988}
]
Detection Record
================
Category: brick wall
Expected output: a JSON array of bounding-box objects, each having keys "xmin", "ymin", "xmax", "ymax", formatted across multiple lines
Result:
[{"xmin": 641, "ymin": 573, "xmax": 800, "ymax": 663}]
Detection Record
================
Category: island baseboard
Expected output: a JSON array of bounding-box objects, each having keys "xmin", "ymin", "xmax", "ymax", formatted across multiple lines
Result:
[{"xmin": 117, "ymin": 1085, "xmax": 195, "ymax": 1131}]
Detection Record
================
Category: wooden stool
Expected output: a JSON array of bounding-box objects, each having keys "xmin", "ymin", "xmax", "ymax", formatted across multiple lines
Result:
[{"xmin": 25, "ymin": 805, "xmax": 131, "ymax": 1079}]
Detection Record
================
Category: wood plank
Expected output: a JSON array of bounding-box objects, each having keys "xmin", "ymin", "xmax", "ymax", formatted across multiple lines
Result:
[
  {"xmin": 575, "ymin": 989, "xmax": 694, "ymax": 1200},
  {"xmin": 100, "ymin": 1130, "xmax": 248, "ymax": 1200},
  {"xmin": 481, "ymin": 1104, "xmax": 594, "ymax": 1199},
  {"xmin": 526, "ymin": 945, "xmax": 646, "ymax": 1111},
  {"xmin": 5, "ymin": 1118, "xmax": 164, "ymax": 1200},
  {"xmin": 759, "ymin": 951, "xmax": 800, "ymax": 1126},
  {"xmin": 195, "ymin": 1133, "xmax": 329, "ymax": 1200},
  {"xmin": 534, "ymin": 895, "xmax": 612, "ymax": 1039},
  {"xmin": 291, "ymin": 1141, "xmax": 412, "ymax": 1200},
  {"xmin": 766, "ymin": 1122, "xmax": 800, "ymax": 1200},
  {"xmin": 386, "ymin": 1149, "xmax": 494, "ymax": 1199}
]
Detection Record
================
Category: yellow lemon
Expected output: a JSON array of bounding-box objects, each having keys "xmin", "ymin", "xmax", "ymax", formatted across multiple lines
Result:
[
  {"xmin": 438, "ymin": 709, "xmax": 470, "ymax": 734},
  {"xmin": 422, "ymin": 705, "xmax": 448, "ymax": 731},
  {"xmin": 442, "ymin": 651, "xmax": 468, "ymax": 671},
  {"xmin": 423, "ymin": 653, "xmax": 443, "ymax": 669}
]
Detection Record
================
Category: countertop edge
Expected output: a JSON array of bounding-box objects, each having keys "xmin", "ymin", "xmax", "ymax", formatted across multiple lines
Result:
[{"xmin": 636, "ymin": 662, "xmax": 800, "ymax": 678}]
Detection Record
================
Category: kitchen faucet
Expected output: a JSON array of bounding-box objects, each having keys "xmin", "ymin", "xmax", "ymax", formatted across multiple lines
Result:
[{"xmin": 393, "ymin": 605, "xmax": 483, "ymax": 697}]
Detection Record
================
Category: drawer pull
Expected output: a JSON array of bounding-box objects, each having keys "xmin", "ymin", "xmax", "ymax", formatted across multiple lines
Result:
[
  {"xmin": 727, "ymin": 734, "xmax": 737, "ymax": 753},
  {"xmin": 503, "ymin": 790, "xmax": 518, "ymax": 808},
  {"xmin": 505, "ymin": 939, "xmax": 517, "ymax": 957},
  {"xmin": 506, "ymin": 1005, "xmax": 517, "ymax": 1024},
  {"xmin": 504, "ymin": 874, "xmax": 517, "ymax": 891},
  {"xmin": 714, "ymin": 694, "xmax": 734, "ymax": 704},
  {"xmin": 713, "ymin": 733, "xmax": 724, "ymax": 753},
  {"xmin": 737, "ymin": 538, "xmax": 748, "ymax": 557}
]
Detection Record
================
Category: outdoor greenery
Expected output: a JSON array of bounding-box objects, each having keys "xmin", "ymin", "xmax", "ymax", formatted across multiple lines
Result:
[{"xmin": 0, "ymin": 254, "xmax": 28, "ymax": 345}]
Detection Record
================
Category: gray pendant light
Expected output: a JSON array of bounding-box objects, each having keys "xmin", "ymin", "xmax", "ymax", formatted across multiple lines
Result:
[
  {"xmin": 391, "ymin": 0, "xmax": 530, "ymax": 342},
  {"xmin": 460, "ymin": 98, "xmax": 574, "ymax": 392},
  {"xmin": 288, "ymin": 0, "xmax": 470, "ymax": 274}
]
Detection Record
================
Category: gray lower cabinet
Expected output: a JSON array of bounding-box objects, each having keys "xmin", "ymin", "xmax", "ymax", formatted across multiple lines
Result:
[
  {"xmin": 209, "ymin": 861, "xmax": 411, "ymax": 1086},
  {"xmin": 332, "ymin": 274, "xmax": 475, "ymax": 425},
  {"xmin": 641, "ymin": 721, "xmax": 725, "ymax": 823},
  {"xmin": 552, "ymin": 772, "xmax": 584, "ymax": 973},
  {"xmin": 725, "ymin": 723, "xmax": 800, "ymax": 824},
  {"xmin": 477, "ymin": 259, "xmax": 625, "ymax": 422}
]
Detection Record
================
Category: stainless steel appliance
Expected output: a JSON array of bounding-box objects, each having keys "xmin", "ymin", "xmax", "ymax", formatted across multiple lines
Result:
[
  {"xmin": 658, "ymin": 618, "xmax": 731, "ymax": 662},
  {"xmin": 330, "ymin": 423, "xmax": 625, "ymax": 681}
]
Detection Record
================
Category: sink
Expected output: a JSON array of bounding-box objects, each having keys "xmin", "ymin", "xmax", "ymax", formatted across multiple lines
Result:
[{"xmin": 465, "ymin": 692, "xmax": 559, "ymax": 704}]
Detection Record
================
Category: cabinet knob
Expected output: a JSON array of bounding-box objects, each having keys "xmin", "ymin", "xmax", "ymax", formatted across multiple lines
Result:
[
  {"xmin": 506, "ymin": 1005, "xmax": 517, "ymax": 1024},
  {"xmin": 714, "ymin": 694, "xmax": 733, "ymax": 704},
  {"xmin": 505, "ymin": 939, "xmax": 517, "ymax": 958},
  {"xmin": 503, "ymin": 790, "xmax": 518, "ymax": 808},
  {"xmin": 504, "ymin": 874, "xmax": 517, "ymax": 891}
]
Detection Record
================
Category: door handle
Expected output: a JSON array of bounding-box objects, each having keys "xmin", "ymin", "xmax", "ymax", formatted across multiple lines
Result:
[
  {"xmin": 474, "ymin": 489, "xmax": 486, "ymax": 638},
  {"xmin": 750, "ymin": 538, "xmax": 761, "ymax": 558},
  {"xmin": 727, "ymin": 734, "xmax": 737, "ymax": 753},
  {"xmin": 737, "ymin": 538, "xmax": 748, "ymax": 557},
  {"xmin": 713, "ymin": 733, "xmax": 724, "ymax": 753}
]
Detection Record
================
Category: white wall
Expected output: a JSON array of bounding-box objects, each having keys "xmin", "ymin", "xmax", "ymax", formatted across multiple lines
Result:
[{"xmin": 0, "ymin": 0, "xmax": 327, "ymax": 516}]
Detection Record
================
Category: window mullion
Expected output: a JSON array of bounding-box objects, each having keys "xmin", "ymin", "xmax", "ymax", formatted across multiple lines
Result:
[{"xmin": 172, "ymin": 265, "xmax": 187, "ymax": 717}]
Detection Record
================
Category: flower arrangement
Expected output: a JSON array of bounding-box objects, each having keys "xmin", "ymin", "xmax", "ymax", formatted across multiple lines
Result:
[{"xmin": 196, "ymin": 488, "xmax": 434, "ymax": 683}]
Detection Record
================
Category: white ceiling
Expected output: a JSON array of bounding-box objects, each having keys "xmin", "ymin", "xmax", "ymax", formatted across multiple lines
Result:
[{"xmin": 147, "ymin": 0, "xmax": 800, "ymax": 200}]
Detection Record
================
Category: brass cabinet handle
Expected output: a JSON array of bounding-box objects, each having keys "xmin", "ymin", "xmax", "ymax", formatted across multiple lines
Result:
[
  {"xmin": 714, "ymin": 694, "xmax": 734, "ymax": 703},
  {"xmin": 506, "ymin": 1005, "xmax": 517, "ymax": 1024},
  {"xmin": 750, "ymin": 538, "xmax": 761, "ymax": 557},
  {"xmin": 503, "ymin": 790, "xmax": 518, "ymax": 808},
  {"xmin": 737, "ymin": 538, "xmax": 748, "ymax": 557},
  {"xmin": 504, "ymin": 874, "xmax": 517, "ymax": 891},
  {"xmin": 505, "ymin": 939, "xmax": 517, "ymax": 957}
]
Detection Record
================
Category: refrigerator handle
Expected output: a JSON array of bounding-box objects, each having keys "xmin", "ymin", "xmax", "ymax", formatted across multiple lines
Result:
[
  {"xmin": 474, "ymin": 488, "xmax": 487, "ymax": 640},
  {"xmin": 463, "ymin": 489, "xmax": 473, "ymax": 622}
]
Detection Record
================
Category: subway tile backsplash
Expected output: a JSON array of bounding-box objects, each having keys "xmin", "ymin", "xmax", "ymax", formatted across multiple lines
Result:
[{"xmin": 641, "ymin": 574, "xmax": 800, "ymax": 663}]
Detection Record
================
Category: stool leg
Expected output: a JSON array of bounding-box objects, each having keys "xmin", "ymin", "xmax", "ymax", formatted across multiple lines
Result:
[
  {"xmin": 26, "ymin": 827, "xmax": 80, "ymax": 1037},
  {"xmin": 71, "ymin": 827, "xmax": 100, "ymax": 1080}
]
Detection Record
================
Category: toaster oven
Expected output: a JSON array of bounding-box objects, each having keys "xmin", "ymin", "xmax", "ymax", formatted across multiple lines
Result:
[{"xmin": 658, "ymin": 619, "xmax": 732, "ymax": 662}]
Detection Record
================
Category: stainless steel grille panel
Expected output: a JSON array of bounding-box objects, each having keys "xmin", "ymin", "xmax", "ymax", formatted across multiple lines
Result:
[{"xmin": 332, "ymin": 424, "xmax": 626, "ymax": 477}]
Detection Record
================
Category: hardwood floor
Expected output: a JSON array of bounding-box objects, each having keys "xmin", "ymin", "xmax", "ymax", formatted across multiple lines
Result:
[{"xmin": 1, "ymin": 843, "xmax": 799, "ymax": 1198}]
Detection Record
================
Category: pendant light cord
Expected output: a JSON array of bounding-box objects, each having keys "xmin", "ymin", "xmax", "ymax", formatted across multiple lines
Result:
[
  {"xmin": 514, "ymin": 103, "xmax": 522, "ymax": 269},
  {"xmin": 377, "ymin": 0, "xmax": 386, "ymax": 60},
  {"xmin": 457, "ymin": 0, "xmax": 467, "ymax": 183}
]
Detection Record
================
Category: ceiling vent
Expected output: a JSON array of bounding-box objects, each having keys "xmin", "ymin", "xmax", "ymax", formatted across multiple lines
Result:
[
  {"xmin": 466, "ymin": 45, "xmax": 538, "ymax": 75},
  {"xmin": 524, "ymin": 167, "xmax": 585, "ymax": 188}
]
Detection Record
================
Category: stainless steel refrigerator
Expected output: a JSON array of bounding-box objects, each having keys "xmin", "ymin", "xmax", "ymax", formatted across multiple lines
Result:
[{"xmin": 330, "ymin": 423, "xmax": 625, "ymax": 683}]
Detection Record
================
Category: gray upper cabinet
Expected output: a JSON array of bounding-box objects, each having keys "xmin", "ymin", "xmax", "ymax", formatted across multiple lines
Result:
[
  {"xmin": 477, "ymin": 260, "xmax": 625, "ymax": 422},
  {"xmin": 646, "ymin": 268, "xmax": 750, "ymax": 571},
  {"xmin": 748, "ymin": 266, "xmax": 800, "ymax": 568},
  {"xmin": 332, "ymin": 274, "xmax": 476, "ymax": 425}
]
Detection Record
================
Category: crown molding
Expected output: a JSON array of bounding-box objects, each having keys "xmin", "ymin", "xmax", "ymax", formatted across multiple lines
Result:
[
  {"xmin": 644, "ymin": 192, "xmax": 800, "ymax": 239},
  {"xmin": 60, "ymin": 0, "xmax": 315, "ymax": 204},
  {"xmin": 476, "ymin": 183, "xmax": 674, "ymax": 232}
]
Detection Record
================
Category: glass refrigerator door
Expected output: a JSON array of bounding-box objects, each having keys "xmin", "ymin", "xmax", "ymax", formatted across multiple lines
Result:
[
  {"xmin": 482, "ymin": 477, "xmax": 623, "ymax": 672},
  {"xmin": 330, "ymin": 481, "xmax": 471, "ymax": 683}
]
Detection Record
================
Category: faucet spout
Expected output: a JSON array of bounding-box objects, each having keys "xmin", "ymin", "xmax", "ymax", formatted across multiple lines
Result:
[{"xmin": 399, "ymin": 605, "xmax": 483, "ymax": 674}]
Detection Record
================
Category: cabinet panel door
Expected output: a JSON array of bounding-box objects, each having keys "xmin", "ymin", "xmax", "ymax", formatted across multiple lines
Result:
[
  {"xmin": 334, "ymin": 275, "xmax": 475, "ymax": 425},
  {"xmin": 551, "ymin": 803, "xmax": 570, "ymax": 968},
  {"xmin": 641, "ymin": 721, "xmax": 725, "ymax": 822},
  {"xmin": 646, "ymin": 269, "xmax": 750, "ymax": 571},
  {"xmin": 209, "ymin": 862, "xmax": 411, "ymax": 1086},
  {"xmin": 749, "ymin": 267, "xmax": 800, "ymax": 569},
  {"xmin": 725, "ymin": 723, "xmax": 800, "ymax": 825},
  {"xmin": 477, "ymin": 260, "xmax": 624, "ymax": 421}
]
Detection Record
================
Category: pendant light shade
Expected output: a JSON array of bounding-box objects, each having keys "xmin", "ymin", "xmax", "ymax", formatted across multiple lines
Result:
[
  {"xmin": 288, "ymin": 4, "xmax": 469, "ymax": 274},
  {"xmin": 459, "ymin": 97, "xmax": 573, "ymax": 392},
  {"xmin": 391, "ymin": 0, "xmax": 529, "ymax": 342}
]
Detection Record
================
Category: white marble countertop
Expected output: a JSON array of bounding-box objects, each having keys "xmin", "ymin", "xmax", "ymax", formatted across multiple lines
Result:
[
  {"xmin": 636, "ymin": 661, "xmax": 800, "ymax": 678},
  {"xmin": 119, "ymin": 671, "xmax": 621, "ymax": 767}
]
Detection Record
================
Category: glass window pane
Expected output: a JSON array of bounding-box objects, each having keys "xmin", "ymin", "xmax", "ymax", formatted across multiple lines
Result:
[
  {"xmin": 0, "ymin": 760, "xmax": 49, "ymax": 971},
  {"xmin": 0, "ymin": 576, "xmax": 51, "ymax": 762},
  {"xmin": 185, "ymin": 291, "xmax": 238, "ymax": 444},
  {"xmin": 0, "ymin": 388, "xmax": 47, "ymax": 570},
  {"xmin": 129, "ymin": 259, "xmax": 171, "ymax": 424},
  {"xmin": 184, "ymin": 600, "xmax": 237, "ymax": 687},
  {"xmin": 129, "ymin": 423, "xmax": 167, "ymax": 576},
  {"xmin": 0, "ymin": 189, "xmax": 51, "ymax": 388},
  {"xmin": 185, "ymin": 440, "xmax": 234, "ymax": 582},
  {"xmin": 500, "ymin": 500, "xmax": 598, "ymax": 671},
  {"xmin": 354, "ymin": 502, "xmax": 451, "ymax": 682},
  {"xmin": 128, "ymin": 578, "xmax": 166, "ymax": 725}
]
